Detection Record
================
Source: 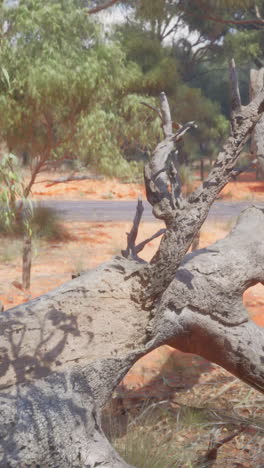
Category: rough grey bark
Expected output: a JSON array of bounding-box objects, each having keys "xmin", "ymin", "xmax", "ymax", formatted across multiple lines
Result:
[
  {"xmin": 22, "ymin": 232, "xmax": 32, "ymax": 290},
  {"xmin": 250, "ymin": 67, "xmax": 264, "ymax": 179},
  {"xmin": 1, "ymin": 60, "xmax": 264, "ymax": 466}
]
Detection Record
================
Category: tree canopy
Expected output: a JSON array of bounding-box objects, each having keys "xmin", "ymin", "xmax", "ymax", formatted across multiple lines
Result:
[{"xmin": 0, "ymin": 0, "xmax": 263, "ymax": 178}]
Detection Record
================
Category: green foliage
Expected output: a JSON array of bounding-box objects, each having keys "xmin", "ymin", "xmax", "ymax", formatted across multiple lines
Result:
[
  {"xmin": 0, "ymin": 1, "xmax": 136, "ymax": 163},
  {"xmin": 224, "ymin": 30, "xmax": 262, "ymax": 63},
  {"xmin": 0, "ymin": 153, "xmax": 25, "ymax": 232},
  {"xmin": 75, "ymin": 93, "xmax": 162, "ymax": 179},
  {"xmin": 114, "ymin": 6, "xmax": 230, "ymax": 164},
  {"xmin": 0, "ymin": 0, "xmax": 257, "ymax": 181},
  {"xmin": 0, "ymin": 0, "xmax": 166, "ymax": 179}
]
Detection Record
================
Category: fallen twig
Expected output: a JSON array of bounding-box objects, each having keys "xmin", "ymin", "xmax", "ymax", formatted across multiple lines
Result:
[
  {"xmin": 43, "ymin": 174, "xmax": 104, "ymax": 187},
  {"xmin": 197, "ymin": 426, "xmax": 247, "ymax": 466}
]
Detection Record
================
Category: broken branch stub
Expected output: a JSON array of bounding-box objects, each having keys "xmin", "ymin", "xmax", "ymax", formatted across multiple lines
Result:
[
  {"xmin": 229, "ymin": 58, "xmax": 242, "ymax": 112},
  {"xmin": 122, "ymin": 197, "xmax": 166, "ymax": 260},
  {"xmin": 144, "ymin": 92, "xmax": 196, "ymax": 222},
  {"xmin": 121, "ymin": 197, "xmax": 145, "ymax": 261}
]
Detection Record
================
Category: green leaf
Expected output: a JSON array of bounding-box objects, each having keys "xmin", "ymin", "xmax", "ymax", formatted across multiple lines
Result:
[{"xmin": 1, "ymin": 67, "xmax": 10, "ymax": 89}]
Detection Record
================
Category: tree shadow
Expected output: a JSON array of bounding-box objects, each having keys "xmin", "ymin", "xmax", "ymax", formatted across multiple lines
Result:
[
  {"xmin": 0, "ymin": 368, "xmax": 94, "ymax": 466},
  {"xmin": 0, "ymin": 303, "xmax": 94, "ymax": 388}
]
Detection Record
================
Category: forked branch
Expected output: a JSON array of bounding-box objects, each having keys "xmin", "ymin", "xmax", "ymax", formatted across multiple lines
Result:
[
  {"xmin": 229, "ymin": 58, "xmax": 242, "ymax": 112},
  {"xmin": 136, "ymin": 58, "xmax": 264, "ymax": 303},
  {"xmin": 122, "ymin": 197, "xmax": 165, "ymax": 260}
]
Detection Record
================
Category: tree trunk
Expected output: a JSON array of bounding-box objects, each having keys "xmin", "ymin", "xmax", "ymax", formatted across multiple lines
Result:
[
  {"xmin": 1, "ymin": 62, "xmax": 264, "ymax": 466},
  {"xmin": 200, "ymin": 158, "xmax": 204, "ymax": 181},
  {"xmin": 22, "ymin": 232, "xmax": 32, "ymax": 290},
  {"xmin": 1, "ymin": 207, "xmax": 264, "ymax": 466}
]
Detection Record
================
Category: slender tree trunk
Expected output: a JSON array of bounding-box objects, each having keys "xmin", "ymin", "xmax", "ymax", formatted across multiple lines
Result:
[
  {"xmin": 200, "ymin": 158, "xmax": 204, "ymax": 181},
  {"xmin": 22, "ymin": 231, "xmax": 32, "ymax": 290}
]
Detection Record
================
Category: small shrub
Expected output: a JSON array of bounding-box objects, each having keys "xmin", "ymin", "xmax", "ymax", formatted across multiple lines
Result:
[
  {"xmin": 30, "ymin": 205, "xmax": 70, "ymax": 241},
  {"xmin": 0, "ymin": 205, "xmax": 70, "ymax": 241}
]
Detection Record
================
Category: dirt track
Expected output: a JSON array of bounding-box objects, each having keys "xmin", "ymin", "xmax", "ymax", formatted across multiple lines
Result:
[{"xmin": 39, "ymin": 199, "xmax": 264, "ymax": 222}]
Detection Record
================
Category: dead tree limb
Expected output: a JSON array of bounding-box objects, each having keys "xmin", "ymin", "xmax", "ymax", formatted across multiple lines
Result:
[
  {"xmin": 121, "ymin": 197, "xmax": 145, "ymax": 261},
  {"xmin": 1, "ymin": 206, "xmax": 264, "ymax": 466},
  {"xmin": 1, "ymin": 60, "xmax": 264, "ymax": 466},
  {"xmin": 229, "ymin": 58, "xmax": 242, "ymax": 112},
  {"xmin": 122, "ymin": 198, "xmax": 166, "ymax": 260},
  {"xmin": 139, "ymin": 59, "xmax": 264, "ymax": 303},
  {"xmin": 140, "ymin": 101, "xmax": 163, "ymax": 121}
]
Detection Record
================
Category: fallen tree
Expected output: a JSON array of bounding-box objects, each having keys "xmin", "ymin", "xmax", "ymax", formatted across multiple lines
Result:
[{"xmin": 1, "ymin": 60, "xmax": 264, "ymax": 467}]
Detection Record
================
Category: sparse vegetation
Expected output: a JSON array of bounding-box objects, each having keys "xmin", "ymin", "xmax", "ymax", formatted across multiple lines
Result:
[
  {"xmin": 0, "ymin": 204, "xmax": 70, "ymax": 242},
  {"xmin": 104, "ymin": 371, "xmax": 264, "ymax": 467}
]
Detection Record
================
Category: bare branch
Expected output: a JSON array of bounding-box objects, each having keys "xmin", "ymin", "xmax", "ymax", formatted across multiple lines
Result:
[
  {"xmin": 122, "ymin": 199, "xmax": 166, "ymax": 259},
  {"xmin": 172, "ymin": 120, "xmax": 197, "ymax": 141},
  {"xmin": 121, "ymin": 197, "xmax": 145, "ymax": 261},
  {"xmin": 229, "ymin": 58, "xmax": 242, "ymax": 112},
  {"xmin": 140, "ymin": 101, "xmax": 162, "ymax": 121},
  {"xmin": 135, "ymin": 229, "xmax": 166, "ymax": 255},
  {"xmin": 255, "ymin": 3, "xmax": 263, "ymax": 20},
  {"xmin": 142, "ymin": 93, "xmax": 197, "ymax": 225},
  {"xmin": 160, "ymin": 91, "xmax": 173, "ymax": 137},
  {"xmin": 182, "ymin": 0, "xmax": 264, "ymax": 28},
  {"xmin": 86, "ymin": 0, "xmax": 119, "ymax": 15},
  {"xmin": 151, "ymin": 207, "xmax": 264, "ymax": 392},
  {"xmin": 197, "ymin": 14, "xmax": 264, "ymax": 27},
  {"xmin": 197, "ymin": 426, "xmax": 247, "ymax": 466}
]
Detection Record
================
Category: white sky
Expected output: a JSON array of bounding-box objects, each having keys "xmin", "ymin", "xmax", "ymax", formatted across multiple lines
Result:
[{"xmin": 97, "ymin": 5, "xmax": 200, "ymax": 47}]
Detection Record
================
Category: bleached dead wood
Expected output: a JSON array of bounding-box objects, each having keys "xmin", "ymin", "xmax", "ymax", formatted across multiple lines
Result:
[{"xmin": 1, "ymin": 60, "xmax": 264, "ymax": 467}]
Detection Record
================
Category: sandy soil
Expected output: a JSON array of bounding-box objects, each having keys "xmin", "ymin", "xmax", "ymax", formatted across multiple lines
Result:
[{"xmin": 31, "ymin": 169, "xmax": 264, "ymax": 202}]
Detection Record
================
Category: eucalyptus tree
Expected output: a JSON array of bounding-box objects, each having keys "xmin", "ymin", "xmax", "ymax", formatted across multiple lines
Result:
[{"xmin": 0, "ymin": 0, "xmax": 160, "ymax": 286}]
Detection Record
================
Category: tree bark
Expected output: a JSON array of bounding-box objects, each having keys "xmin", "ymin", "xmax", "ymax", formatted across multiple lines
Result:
[
  {"xmin": 1, "ymin": 61, "xmax": 264, "ymax": 466},
  {"xmin": 22, "ymin": 232, "xmax": 32, "ymax": 290}
]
